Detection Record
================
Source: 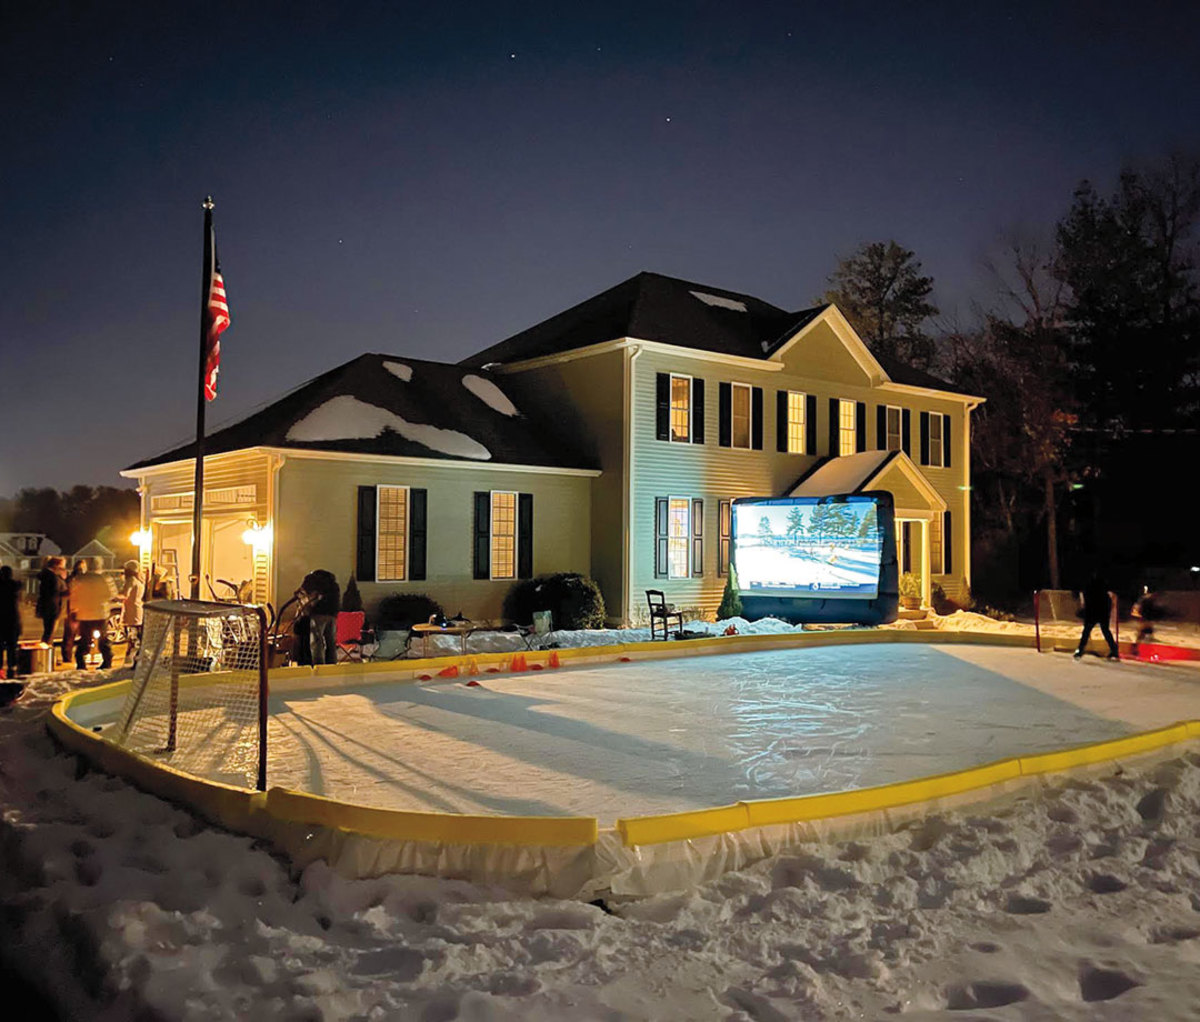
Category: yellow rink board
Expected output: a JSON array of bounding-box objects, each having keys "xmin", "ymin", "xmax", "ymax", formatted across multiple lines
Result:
[{"xmin": 48, "ymin": 633, "xmax": 1200, "ymax": 860}]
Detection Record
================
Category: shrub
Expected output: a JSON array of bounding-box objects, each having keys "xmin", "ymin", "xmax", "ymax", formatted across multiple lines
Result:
[
  {"xmin": 717, "ymin": 566, "xmax": 743, "ymax": 620},
  {"xmin": 503, "ymin": 572, "xmax": 606, "ymax": 630},
  {"xmin": 376, "ymin": 592, "xmax": 444, "ymax": 629},
  {"xmin": 899, "ymin": 572, "xmax": 921, "ymax": 599}
]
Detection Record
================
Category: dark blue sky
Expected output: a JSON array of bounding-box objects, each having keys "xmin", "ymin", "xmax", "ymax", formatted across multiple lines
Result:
[{"xmin": 3, "ymin": 1, "xmax": 1198, "ymax": 490}]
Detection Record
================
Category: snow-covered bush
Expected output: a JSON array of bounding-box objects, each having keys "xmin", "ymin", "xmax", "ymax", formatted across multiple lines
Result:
[{"xmin": 503, "ymin": 572, "xmax": 606, "ymax": 630}]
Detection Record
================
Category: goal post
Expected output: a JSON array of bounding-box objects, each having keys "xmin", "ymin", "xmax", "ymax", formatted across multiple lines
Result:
[
  {"xmin": 113, "ymin": 599, "xmax": 268, "ymax": 790},
  {"xmin": 1033, "ymin": 589, "xmax": 1119, "ymax": 653}
]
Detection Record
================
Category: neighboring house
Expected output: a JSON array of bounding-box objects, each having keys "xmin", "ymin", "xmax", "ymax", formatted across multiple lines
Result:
[
  {"xmin": 122, "ymin": 272, "xmax": 982, "ymax": 624},
  {"xmin": 72, "ymin": 538, "xmax": 118, "ymax": 570},
  {"xmin": 0, "ymin": 533, "xmax": 63, "ymax": 597}
]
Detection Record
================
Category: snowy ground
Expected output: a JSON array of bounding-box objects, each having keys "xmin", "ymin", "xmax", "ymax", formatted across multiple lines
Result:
[
  {"xmin": 255, "ymin": 645, "xmax": 1198, "ymax": 822},
  {"xmin": 5, "ymin": 624, "xmax": 1200, "ymax": 1018}
]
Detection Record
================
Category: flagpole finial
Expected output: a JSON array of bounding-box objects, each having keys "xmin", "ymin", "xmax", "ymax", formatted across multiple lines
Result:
[{"xmin": 202, "ymin": 195, "xmax": 214, "ymax": 211}]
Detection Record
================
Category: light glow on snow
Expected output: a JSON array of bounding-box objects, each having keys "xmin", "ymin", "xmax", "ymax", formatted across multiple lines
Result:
[
  {"xmin": 461, "ymin": 374, "xmax": 519, "ymax": 416},
  {"xmin": 286, "ymin": 395, "xmax": 491, "ymax": 459}
]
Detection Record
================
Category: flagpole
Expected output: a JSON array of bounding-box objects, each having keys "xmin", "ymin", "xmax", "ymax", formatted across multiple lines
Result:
[{"xmin": 190, "ymin": 196, "xmax": 214, "ymax": 600}]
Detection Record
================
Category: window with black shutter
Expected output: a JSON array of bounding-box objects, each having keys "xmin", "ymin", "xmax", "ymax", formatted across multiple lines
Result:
[
  {"xmin": 517, "ymin": 493, "xmax": 533, "ymax": 579},
  {"xmin": 692, "ymin": 379, "xmax": 705, "ymax": 444},
  {"xmin": 828, "ymin": 397, "xmax": 839, "ymax": 457},
  {"xmin": 805, "ymin": 394, "xmax": 817, "ymax": 455},
  {"xmin": 718, "ymin": 499, "xmax": 731, "ymax": 576},
  {"xmin": 855, "ymin": 401, "xmax": 867, "ymax": 452},
  {"xmin": 876, "ymin": 405, "xmax": 887, "ymax": 451},
  {"xmin": 718, "ymin": 383, "xmax": 732, "ymax": 447},
  {"xmin": 409, "ymin": 488, "xmax": 427, "ymax": 581},
  {"xmin": 691, "ymin": 498, "xmax": 704, "ymax": 577},
  {"xmin": 654, "ymin": 498, "xmax": 669, "ymax": 578},
  {"xmin": 751, "ymin": 387, "xmax": 763, "ymax": 450},
  {"xmin": 942, "ymin": 414, "xmax": 952, "ymax": 468},
  {"xmin": 944, "ymin": 509, "xmax": 953, "ymax": 575},
  {"xmin": 655, "ymin": 373, "xmax": 670, "ymax": 441},
  {"xmin": 920, "ymin": 411, "xmax": 930, "ymax": 465},
  {"xmin": 902, "ymin": 408, "xmax": 911, "ymax": 456}
]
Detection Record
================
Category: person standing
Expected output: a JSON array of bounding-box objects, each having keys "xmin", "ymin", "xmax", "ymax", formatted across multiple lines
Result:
[
  {"xmin": 36, "ymin": 556, "xmax": 68, "ymax": 646},
  {"xmin": 117, "ymin": 560, "xmax": 145, "ymax": 665},
  {"xmin": 1075, "ymin": 571, "xmax": 1119, "ymax": 660},
  {"xmin": 71, "ymin": 559, "xmax": 116, "ymax": 670},
  {"xmin": 301, "ymin": 569, "xmax": 340, "ymax": 665},
  {"xmin": 61, "ymin": 559, "xmax": 89, "ymax": 665},
  {"xmin": 0, "ymin": 566, "xmax": 21, "ymax": 680}
]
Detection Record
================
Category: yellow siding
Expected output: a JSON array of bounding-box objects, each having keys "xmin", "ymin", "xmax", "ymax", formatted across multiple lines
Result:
[
  {"xmin": 508, "ymin": 350, "xmax": 627, "ymax": 623},
  {"xmin": 275, "ymin": 456, "xmax": 592, "ymax": 622},
  {"xmin": 778, "ymin": 319, "xmax": 876, "ymax": 388}
]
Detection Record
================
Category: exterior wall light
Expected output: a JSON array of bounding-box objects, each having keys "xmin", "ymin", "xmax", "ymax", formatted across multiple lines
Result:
[
  {"xmin": 241, "ymin": 520, "xmax": 272, "ymax": 553},
  {"xmin": 130, "ymin": 529, "xmax": 152, "ymax": 548}
]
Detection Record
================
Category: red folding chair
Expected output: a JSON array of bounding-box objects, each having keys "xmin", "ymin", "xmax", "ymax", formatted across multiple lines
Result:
[{"xmin": 335, "ymin": 611, "xmax": 366, "ymax": 662}]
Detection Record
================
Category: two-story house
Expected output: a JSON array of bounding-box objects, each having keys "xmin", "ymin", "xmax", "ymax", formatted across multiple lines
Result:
[{"xmin": 121, "ymin": 272, "xmax": 981, "ymax": 625}]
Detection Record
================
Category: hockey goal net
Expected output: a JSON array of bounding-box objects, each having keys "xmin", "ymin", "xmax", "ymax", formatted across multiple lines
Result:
[
  {"xmin": 1033, "ymin": 589, "xmax": 1118, "ymax": 653},
  {"xmin": 111, "ymin": 599, "xmax": 268, "ymax": 790}
]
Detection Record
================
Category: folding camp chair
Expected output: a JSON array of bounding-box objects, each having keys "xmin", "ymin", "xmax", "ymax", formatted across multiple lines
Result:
[{"xmin": 335, "ymin": 611, "xmax": 366, "ymax": 662}]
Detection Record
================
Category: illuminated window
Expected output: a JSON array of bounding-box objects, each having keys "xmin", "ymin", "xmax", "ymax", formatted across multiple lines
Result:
[
  {"xmin": 731, "ymin": 383, "xmax": 751, "ymax": 449},
  {"xmin": 885, "ymin": 406, "xmax": 902, "ymax": 451},
  {"xmin": 490, "ymin": 491, "xmax": 517, "ymax": 579},
  {"xmin": 668, "ymin": 498, "xmax": 690, "ymax": 578},
  {"xmin": 928, "ymin": 414, "xmax": 944, "ymax": 467},
  {"xmin": 376, "ymin": 486, "xmax": 409, "ymax": 581},
  {"xmin": 670, "ymin": 374, "xmax": 691, "ymax": 442},
  {"xmin": 786, "ymin": 392, "xmax": 806, "ymax": 453},
  {"xmin": 839, "ymin": 399, "xmax": 857, "ymax": 456}
]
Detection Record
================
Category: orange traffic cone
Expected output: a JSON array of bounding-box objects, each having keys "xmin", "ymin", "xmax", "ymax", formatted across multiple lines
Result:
[
  {"xmin": 548, "ymin": 651, "xmax": 561, "ymax": 668},
  {"xmin": 511, "ymin": 653, "xmax": 528, "ymax": 672},
  {"xmin": 437, "ymin": 664, "xmax": 459, "ymax": 678}
]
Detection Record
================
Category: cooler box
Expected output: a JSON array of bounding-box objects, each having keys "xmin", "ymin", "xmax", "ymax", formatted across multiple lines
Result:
[{"xmin": 19, "ymin": 642, "xmax": 54, "ymax": 675}]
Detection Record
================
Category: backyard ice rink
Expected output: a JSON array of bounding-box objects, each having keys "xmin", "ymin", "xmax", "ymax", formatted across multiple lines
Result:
[{"xmin": 265, "ymin": 643, "xmax": 1200, "ymax": 823}]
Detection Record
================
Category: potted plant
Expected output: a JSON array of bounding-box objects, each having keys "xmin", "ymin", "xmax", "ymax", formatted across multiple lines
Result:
[{"xmin": 899, "ymin": 572, "xmax": 922, "ymax": 610}]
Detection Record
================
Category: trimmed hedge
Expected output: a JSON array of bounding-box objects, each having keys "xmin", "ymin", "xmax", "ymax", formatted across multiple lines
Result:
[
  {"xmin": 376, "ymin": 592, "xmax": 445, "ymax": 629},
  {"xmin": 503, "ymin": 573, "xmax": 606, "ymax": 631}
]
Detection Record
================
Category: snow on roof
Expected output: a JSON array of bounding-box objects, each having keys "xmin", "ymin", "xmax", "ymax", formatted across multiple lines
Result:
[
  {"xmin": 383, "ymin": 361, "xmax": 413, "ymax": 382},
  {"xmin": 790, "ymin": 450, "xmax": 893, "ymax": 497},
  {"xmin": 285, "ymin": 395, "xmax": 491, "ymax": 460},
  {"xmin": 689, "ymin": 290, "xmax": 748, "ymax": 312},
  {"xmin": 462, "ymin": 374, "xmax": 518, "ymax": 417}
]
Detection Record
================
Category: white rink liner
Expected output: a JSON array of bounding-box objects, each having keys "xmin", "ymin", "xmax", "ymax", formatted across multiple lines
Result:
[{"xmin": 265, "ymin": 644, "xmax": 1198, "ymax": 824}]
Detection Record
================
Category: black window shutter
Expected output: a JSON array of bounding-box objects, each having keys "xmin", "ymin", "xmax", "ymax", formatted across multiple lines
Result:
[
  {"xmin": 654, "ymin": 498, "xmax": 669, "ymax": 578},
  {"xmin": 691, "ymin": 498, "xmax": 704, "ymax": 577},
  {"xmin": 902, "ymin": 521, "xmax": 912, "ymax": 573},
  {"xmin": 751, "ymin": 387, "xmax": 763, "ymax": 450},
  {"xmin": 473, "ymin": 491, "xmax": 491, "ymax": 579},
  {"xmin": 902, "ymin": 408, "xmax": 912, "ymax": 456},
  {"xmin": 943, "ymin": 414, "xmax": 952, "ymax": 468},
  {"xmin": 409, "ymin": 488, "xmax": 427, "ymax": 580},
  {"xmin": 718, "ymin": 499, "xmax": 731, "ymax": 576},
  {"xmin": 517, "ymin": 493, "xmax": 533, "ymax": 579},
  {"xmin": 776, "ymin": 390, "xmax": 788, "ymax": 452},
  {"xmin": 944, "ymin": 509, "xmax": 953, "ymax": 575},
  {"xmin": 692, "ymin": 379, "xmax": 705, "ymax": 444},
  {"xmin": 920, "ymin": 411, "xmax": 930, "ymax": 465},
  {"xmin": 806, "ymin": 394, "xmax": 817, "ymax": 455},
  {"xmin": 655, "ymin": 373, "xmax": 670, "ymax": 441},
  {"xmin": 876, "ymin": 405, "xmax": 887, "ymax": 450},
  {"xmin": 718, "ymin": 383, "xmax": 732, "ymax": 447},
  {"xmin": 356, "ymin": 486, "xmax": 377, "ymax": 582},
  {"xmin": 856, "ymin": 401, "xmax": 867, "ymax": 452},
  {"xmin": 828, "ymin": 397, "xmax": 839, "ymax": 457}
]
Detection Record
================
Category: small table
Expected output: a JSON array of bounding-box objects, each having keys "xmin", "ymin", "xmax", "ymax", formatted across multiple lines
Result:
[{"xmin": 410, "ymin": 622, "xmax": 475, "ymax": 658}]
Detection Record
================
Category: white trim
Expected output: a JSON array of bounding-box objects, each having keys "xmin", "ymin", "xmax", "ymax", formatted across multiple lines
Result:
[
  {"xmin": 665, "ymin": 495, "xmax": 692, "ymax": 580},
  {"xmin": 875, "ymin": 381, "xmax": 986, "ymax": 406},
  {"xmin": 491, "ymin": 336, "xmax": 785, "ymax": 375},
  {"xmin": 623, "ymin": 345, "xmax": 643, "ymax": 625},
  {"xmin": 123, "ymin": 445, "xmax": 601, "ymax": 479},
  {"xmin": 375, "ymin": 484, "xmax": 411, "ymax": 582}
]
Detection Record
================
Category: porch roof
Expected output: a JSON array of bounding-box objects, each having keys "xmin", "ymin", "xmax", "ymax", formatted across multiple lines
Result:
[{"xmin": 787, "ymin": 450, "xmax": 946, "ymax": 513}]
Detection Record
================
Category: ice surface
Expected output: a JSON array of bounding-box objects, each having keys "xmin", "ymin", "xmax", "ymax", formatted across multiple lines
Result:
[
  {"xmin": 285, "ymin": 395, "xmax": 491, "ymax": 459},
  {"xmin": 462, "ymin": 373, "xmax": 519, "ymax": 416},
  {"xmin": 263, "ymin": 645, "xmax": 1187, "ymax": 822},
  {"xmin": 382, "ymin": 360, "xmax": 412, "ymax": 382}
]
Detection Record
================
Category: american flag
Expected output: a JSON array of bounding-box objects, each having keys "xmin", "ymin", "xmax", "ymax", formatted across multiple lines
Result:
[{"xmin": 204, "ymin": 246, "xmax": 231, "ymax": 402}]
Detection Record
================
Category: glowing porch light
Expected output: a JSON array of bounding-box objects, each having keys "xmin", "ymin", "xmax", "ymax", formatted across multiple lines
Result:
[
  {"xmin": 130, "ymin": 529, "xmax": 152, "ymax": 548},
  {"xmin": 241, "ymin": 520, "xmax": 272, "ymax": 553}
]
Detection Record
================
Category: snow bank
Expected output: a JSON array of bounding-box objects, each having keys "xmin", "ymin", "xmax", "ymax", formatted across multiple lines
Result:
[
  {"xmin": 462, "ymin": 374, "xmax": 519, "ymax": 416},
  {"xmin": 286, "ymin": 395, "xmax": 491, "ymax": 459}
]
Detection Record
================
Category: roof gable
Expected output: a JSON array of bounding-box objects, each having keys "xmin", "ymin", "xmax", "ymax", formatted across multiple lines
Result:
[{"xmin": 788, "ymin": 450, "xmax": 945, "ymax": 512}]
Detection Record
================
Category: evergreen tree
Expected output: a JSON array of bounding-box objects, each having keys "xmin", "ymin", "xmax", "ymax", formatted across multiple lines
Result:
[{"xmin": 717, "ymin": 565, "xmax": 743, "ymax": 620}]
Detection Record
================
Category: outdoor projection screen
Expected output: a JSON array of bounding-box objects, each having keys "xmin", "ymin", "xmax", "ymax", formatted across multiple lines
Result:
[{"xmin": 732, "ymin": 492, "xmax": 898, "ymax": 624}]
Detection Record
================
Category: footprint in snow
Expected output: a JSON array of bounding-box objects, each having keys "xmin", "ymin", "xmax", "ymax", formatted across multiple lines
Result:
[
  {"xmin": 945, "ymin": 980, "xmax": 1030, "ymax": 1010},
  {"xmin": 1079, "ymin": 964, "xmax": 1140, "ymax": 1002},
  {"xmin": 1086, "ymin": 873, "xmax": 1128, "ymax": 894},
  {"xmin": 1005, "ymin": 894, "xmax": 1052, "ymax": 915}
]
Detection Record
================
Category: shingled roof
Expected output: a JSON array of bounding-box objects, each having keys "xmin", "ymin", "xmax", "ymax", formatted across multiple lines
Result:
[
  {"xmin": 461, "ymin": 271, "xmax": 957, "ymax": 392},
  {"xmin": 125, "ymin": 354, "xmax": 599, "ymax": 472}
]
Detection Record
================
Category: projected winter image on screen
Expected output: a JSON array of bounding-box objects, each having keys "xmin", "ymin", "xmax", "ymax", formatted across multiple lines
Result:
[{"xmin": 733, "ymin": 498, "xmax": 883, "ymax": 599}]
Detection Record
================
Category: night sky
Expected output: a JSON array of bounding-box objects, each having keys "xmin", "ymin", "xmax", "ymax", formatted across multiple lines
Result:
[{"xmin": 4, "ymin": 1, "xmax": 1198, "ymax": 491}]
